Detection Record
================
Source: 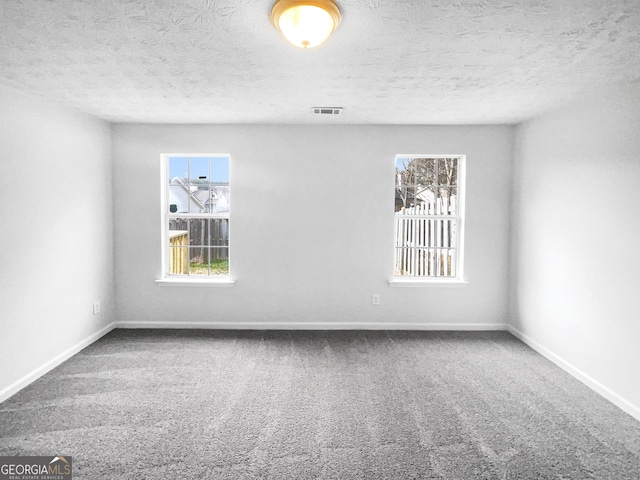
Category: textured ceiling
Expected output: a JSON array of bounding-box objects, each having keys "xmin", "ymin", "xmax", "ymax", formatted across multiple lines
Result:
[{"xmin": 1, "ymin": 0, "xmax": 639, "ymax": 124}]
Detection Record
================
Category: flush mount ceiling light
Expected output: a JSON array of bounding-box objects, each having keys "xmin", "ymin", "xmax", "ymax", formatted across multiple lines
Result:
[{"xmin": 271, "ymin": 0, "xmax": 342, "ymax": 49}]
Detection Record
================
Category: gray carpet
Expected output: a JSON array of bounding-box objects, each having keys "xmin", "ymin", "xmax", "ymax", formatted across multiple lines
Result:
[{"xmin": 1, "ymin": 329, "xmax": 639, "ymax": 479}]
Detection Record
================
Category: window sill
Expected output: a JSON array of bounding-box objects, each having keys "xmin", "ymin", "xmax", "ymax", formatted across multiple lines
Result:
[
  {"xmin": 155, "ymin": 278, "xmax": 235, "ymax": 287},
  {"xmin": 388, "ymin": 278, "xmax": 469, "ymax": 288}
]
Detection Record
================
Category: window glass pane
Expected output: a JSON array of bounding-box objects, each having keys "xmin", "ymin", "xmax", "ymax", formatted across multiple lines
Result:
[
  {"xmin": 168, "ymin": 220, "xmax": 189, "ymax": 275},
  {"xmin": 436, "ymin": 248, "xmax": 456, "ymax": 277},
  {"xmin": 437, "ymin": 225, "xmax": 444, "ymax": 249},
  {"xmin": 191, "ymin": 184, "xmax": 212, "ymax": 213},
  {"xmin": 395, "ymin": 157, "xmax": 412, "ymax": 173},
  {"xmin": 426, "ymin": 218, "xmax": 436, "ymax": 247},
  {"xmin": 189, "ymin": 188, "xmax": 203, "ymax": 214},
  {"xmin": 415, "ymin": 248, "xmax": 430, "ymax": 276},
  {"xmin": 395, "ymin": 247, "xmax": 441, "ymax": 277},
  {"xmin": 189, "ymin": 247, "xmax": 209, "ymax": 275},
  {"xmin": 169, "ymin": 157, "xmax": 188, "ymax": 183},
  {"xmin": 395, "ymin": 246, "xmax": 411, "ymax": 276},
  {"xmin": 210, "ymin": 219, "xmax": 229, "ymax": 246},
  {"xmin": 431, "ymin": 219, "xmax": 457, "ymax": 248},
  {"xmin": 396, "ymin": 158, "xmax": 416, "ymax": 210},
  {"xmin": 208, "ymin": 247, "xmax": 229, "ymax": 275},
  {"xmin": 450, "ymin": 188, "xmax": 458, "ymax": 216},
  {"xmin": 188, "ymin": 218, "xmax": 208, "ymax": 246},
  {"xmin": 210, "ymin": 156, "xmax": 230, "ymax": 185},
  {"xmin": 169, "ymin": 183, "xmax": 189, "ymax": 213},
  {"xmin": 438, "ymin": 158, "xmax": 458, "ymax": 186},
  {"xmin": 188, "ymin": 157, "xmax": 209, "ymax": 214},
  {"xmin": 169, "ymin": 247, "xmax": 188, "ymax": 275},
  {"xmin": 396, "ymin": 186, "xmax": 415, "ymax": 213},
  {"xmin": 168, "ymin": 157, "xmax": 189, "ymax": 213},
  {"xmin": 415, "ymin": 158, "xmax": 435, "ymax": 187},
  {"xmin": 437, "ymin": 187, "xmax": 457, "ymax": 215},
  {"xmin": 442, "ymin": 219, "xmax": 456, "ymax": 247},
  {"xmin": 169, "ymin": 218, "xmax": 189, "ymax": 234},
  {"xmin": 203, "ymin": 189, "xmax": 218, "ymax": 214},
  {"xmin": 211, "ymin": 185, "xmax": 230, "ymax": 214},
  {"xmin": 415, "ymin": 186, "xmax": 434, "ymax": 213},
  {"xmin": 189, "ymin": 157, "xmax": 209, "ymax": 186}
]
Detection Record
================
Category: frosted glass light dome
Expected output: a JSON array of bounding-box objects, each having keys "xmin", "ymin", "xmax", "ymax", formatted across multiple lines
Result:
[{"xmin": 271, "ymin": 0, "xmax": 342, "ymax": 49}]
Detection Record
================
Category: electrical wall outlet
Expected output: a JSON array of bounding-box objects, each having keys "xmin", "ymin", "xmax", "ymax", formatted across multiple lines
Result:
[
  {"xmin": 372, "ymin": 294, "xmax": 380, "ymax": 306},
  {"xmin": 93, "ymin": 301, "xmax": 101, "ymax": 315}
]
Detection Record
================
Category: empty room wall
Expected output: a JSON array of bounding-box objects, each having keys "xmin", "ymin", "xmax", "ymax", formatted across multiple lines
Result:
[
  {"xmin": 0, "ymin": 85, "xmax": 114, "ymax": 400},
  {"xmin": 511, "ymin": 84, "xmax": 640, "ymax": 418},
  {"xmin": 112, "ymin": 124, "xmax": 513, "ymax": 328}
]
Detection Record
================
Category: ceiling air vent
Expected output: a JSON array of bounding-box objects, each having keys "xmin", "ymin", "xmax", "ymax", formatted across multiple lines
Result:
[{"xmin": 311, "ymin": 107, "xmax": 343, "ymax": 115}]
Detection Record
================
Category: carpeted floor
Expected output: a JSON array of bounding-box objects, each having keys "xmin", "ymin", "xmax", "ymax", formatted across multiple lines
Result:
[{"xmin": 1, "ymin": 329, "xmax": 639, "ymax": 479}]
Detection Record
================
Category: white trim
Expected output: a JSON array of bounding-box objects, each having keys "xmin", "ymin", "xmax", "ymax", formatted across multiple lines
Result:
[
  {"xmin": 392, "ymin": 154, "xmax": 466, "ymax": 281},
  {"xmin": 160, "ymin": 153, "xmax": 232, "ymax": 280},
  {"xmin": 155, "ymin": 278, "xmax": 235, "ymax": 287},
  {"xmin": 116, "ymin": 320, "xmax": 507, "ymax": 331},
  {"xmin": 5, "ymin": 319, "xmax": 636, "ymax": 425},
  {"xmin": 0, "ymin": 322, "xmax": 116, "ymax": 404},
  {"xmin": 456, "ymin": 155, "xmax": 466, "ymax": 280},
  {"xmin": 160, "ymin": 154, "xmax": 169, "ymax": 277},
  {"xmin": 388, "ymin": 279, "xmax": 469, "ymax": 287},
  {"xmin": 396, "ymin": 153, "xmax": 465, "ymax": 158},
  {"xmin": 508, "ymin": 326, "xmax": 640, "ymax": 422}
]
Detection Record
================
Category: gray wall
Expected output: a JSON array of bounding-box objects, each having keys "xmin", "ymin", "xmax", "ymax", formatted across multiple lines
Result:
[
  {"xmin": 511, "ymin": 84, "xmax": 640, "ymax": 417},
  {"xmin": 112, "ymin": 124, "xmax": 513, "ymax": 328},
  {"xmin": 3, "ymin": 85, "xmax": 639, "ymax": 421},
  {"xmin": 0, "ymin": 85, "xmax": 115, "ymax": 399}
]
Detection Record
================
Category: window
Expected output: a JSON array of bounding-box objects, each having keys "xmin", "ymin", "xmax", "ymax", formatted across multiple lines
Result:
[
  {"xmin": 394, "ymin": 155, "xmax": 465, "ymax": 280},
  {"xmin": 161, "ymin": 154, "xmax": 230, "ymax": 279}
]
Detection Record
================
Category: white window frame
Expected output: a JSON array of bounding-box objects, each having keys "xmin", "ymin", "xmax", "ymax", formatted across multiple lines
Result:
[
  {"xmin": 156, "ymin": 154, "xmax": 234, "ymax": 287},
  {"xmin": 389, "ymin": 154, "xmax": 467, "ymax": 287}
]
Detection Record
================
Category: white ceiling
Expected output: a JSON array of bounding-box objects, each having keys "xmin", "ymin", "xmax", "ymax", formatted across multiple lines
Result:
[{"xmin": 1, "ymin": 0, "xmax": 639, "ymax": 124}]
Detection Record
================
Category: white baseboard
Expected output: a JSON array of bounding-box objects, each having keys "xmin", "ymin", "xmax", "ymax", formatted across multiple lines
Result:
[
  {"xmin": 116, "ymin": 321, "xmax": 509, "ymax": 331},
  {"xmin": 0, "ymin": 322, "xmax": 116, "ymax": 405},
  {"xmin": 508, "ymin": 326, "xmax": 640, "ymax": 422},
  {"xmin": 6, "ymin": 320, "xmax": 636, "ymax": 422}
]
